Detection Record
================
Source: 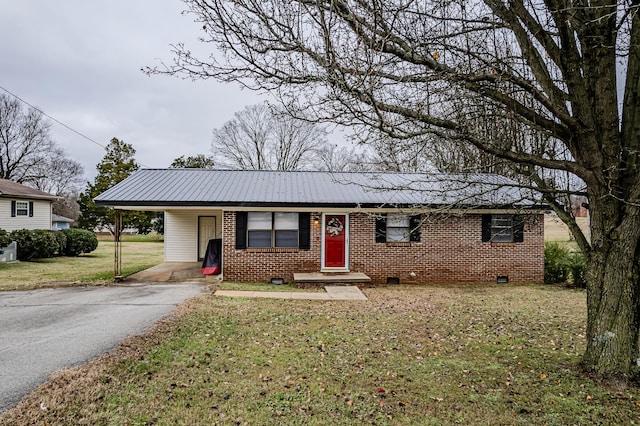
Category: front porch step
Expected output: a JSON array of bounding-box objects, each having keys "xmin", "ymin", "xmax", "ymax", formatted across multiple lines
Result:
[{"xmin": 293, "ymin": 272, "xmax": 371, "ymax": 286}]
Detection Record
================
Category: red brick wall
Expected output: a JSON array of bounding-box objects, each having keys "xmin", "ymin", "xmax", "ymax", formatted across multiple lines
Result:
[
  {"xmin": 222, "ymin": 211, "xmax": 322, "ymax": 283},
  {"xmin": 222, "ymin": 211, "xmax": 544, "ymax": 285}
]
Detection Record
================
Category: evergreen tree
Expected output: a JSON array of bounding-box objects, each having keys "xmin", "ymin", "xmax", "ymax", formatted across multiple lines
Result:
[
  {"xmin": 170, "ymin": 154, "xmax": 215, "ymax": 169},
  {"xmin": 78, "ymin": 138, "xmax": 154, "ymax": 234}
]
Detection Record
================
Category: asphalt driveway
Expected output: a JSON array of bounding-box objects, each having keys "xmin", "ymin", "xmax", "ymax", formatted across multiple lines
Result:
[{"xmin": 0, "ymin": 283, "xmax": 207, "ymax": 412}]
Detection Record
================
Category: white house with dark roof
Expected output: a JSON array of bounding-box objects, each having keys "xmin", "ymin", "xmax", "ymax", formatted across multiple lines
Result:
[
  {"xmin": 95, "ymin": 169, "xmax": 546, "ymax": 285},
  {"xmin": 0, "ymin": 179, "xmax": 58, "ymax": 232}
]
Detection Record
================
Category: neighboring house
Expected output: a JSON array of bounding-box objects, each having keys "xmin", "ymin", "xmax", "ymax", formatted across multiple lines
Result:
[
  {"xmin": 95, "ymin": 169, "xmax": 546, "ymax": 285},
  {"xmin": 0, "ymin": 179, "xmax": 58, "ymax": 232},
  {"xmin": 52, "ymin": 214, "xmax": 75, "ymax": 230}
]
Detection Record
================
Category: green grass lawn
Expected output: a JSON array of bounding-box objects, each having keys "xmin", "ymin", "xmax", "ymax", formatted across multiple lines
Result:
[
  {"xmin": 0, "ymin": 240, "xmax": 164, "ymax": 291},
  {"xmin": 3, "ymin": 285, "xmax": 640, "ymax": 425}
]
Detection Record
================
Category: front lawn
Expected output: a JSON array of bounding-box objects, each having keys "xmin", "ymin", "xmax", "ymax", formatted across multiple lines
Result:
[
  {"xmin": 0, "ymin": 240, "xmax": 164, "ymax": 291},
  {"xmin": 3, "ymin": 284, "xmax": 639, "ymax": 425}
]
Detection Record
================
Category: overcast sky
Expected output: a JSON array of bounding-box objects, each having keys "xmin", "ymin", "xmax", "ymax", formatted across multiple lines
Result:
[{"xmin": 0, "ymin": 1, "xmax": 274, "ymax": 181}]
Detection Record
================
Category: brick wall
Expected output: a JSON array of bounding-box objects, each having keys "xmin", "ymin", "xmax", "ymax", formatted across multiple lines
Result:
[
  {"xmin": 349, "ymin": 212, "xmax": 544, "ymax": 285},
  {"xmin": 222, "ymin": 211, "xmax": 322, "ymax": 283},
  {"xmin": 222, "ymin": 211, "xmax": 544, "ymax": 285}
]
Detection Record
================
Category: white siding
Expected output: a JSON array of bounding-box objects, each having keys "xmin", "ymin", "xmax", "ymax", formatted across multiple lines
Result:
[
  {"xmin": 0, "ymin": 198, "xmax": 52, "ymax": 232},
  {"xmin": 164, "ymin": 209, "xmax": 222, "ymax": 261}
]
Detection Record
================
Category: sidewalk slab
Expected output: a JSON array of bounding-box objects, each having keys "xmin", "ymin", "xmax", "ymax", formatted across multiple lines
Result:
[
  {"xmin": 214, "ymin": 286, "xmax": 367, "ymax": 301},
  {"xmin": 325, "ymin": 285, "xmax": 368, "ymax": 300}
]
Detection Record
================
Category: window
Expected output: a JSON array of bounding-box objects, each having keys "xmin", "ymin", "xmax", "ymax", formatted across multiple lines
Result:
[
  {"xmin": 490, "ymin": 214, "xmax": 514, "ymax": 242},
  {"xmin": 247, "ymin": 212, "xmax": 273, "ymax": 247},
  {"xmin": 386, "ymin": 214, "xmax": 411, "ymax": 242},
  {"xmin": 15, "ymin": 201, "xmax": 29, "ymax": 216},
  {"xmin": 375, "ymin": 214, "xmax": 421, "ymax": 243},
  {"xmin": 11, "ymin": 200, "xmax": 32, "ymax": 217},
  {"xmin": 236, "ymin": 212, "xmax": 311, "ymax": 250},
  {"xmin": 482, "ymin": 214, "xmax": 524, "ymax": 243}
]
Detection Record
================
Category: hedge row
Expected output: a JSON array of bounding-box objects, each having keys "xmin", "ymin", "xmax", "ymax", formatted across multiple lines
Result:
[{"xmin": 0, "ymin": 228, "xmax": 98, "ymax": 261}]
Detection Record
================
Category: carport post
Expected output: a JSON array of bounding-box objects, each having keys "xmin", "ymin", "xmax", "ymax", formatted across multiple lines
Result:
[{"xmin": 114, "ymin": 209, "xmax": 123, "ymax": 281}]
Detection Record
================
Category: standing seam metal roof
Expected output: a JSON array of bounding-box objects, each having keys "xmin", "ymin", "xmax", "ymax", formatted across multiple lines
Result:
[{"xmin": 94, "ymin": 169, "xmax": 535, "ymax": 207}]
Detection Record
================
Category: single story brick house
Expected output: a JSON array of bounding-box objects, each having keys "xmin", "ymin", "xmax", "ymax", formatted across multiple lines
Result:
[
  {"xmin": 95, "ymin": 169, "xmax": 546, "ymax": 285},
  {"xmin": 0, "ymin": 178, "xmax": 58, "ymax": 232}
]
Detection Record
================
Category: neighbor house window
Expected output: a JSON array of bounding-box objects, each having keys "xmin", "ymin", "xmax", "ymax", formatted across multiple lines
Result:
[
  {"xmin": 236, "ymin": 212, "xmax": 311, "ymax": 250},
  {"xmin": 481, "ymin": 214, "xmax": 525, "ymax": 243},
  {"xmin": 11, "ymin": 200, "xmax": 32, "ymax": 217},
  {"xmin": 375, "ymin": 214, "xmax": 421, "ymax": 243},
  {"xmin": 15, "ymin": 201, "xmax": 29, "ymax": 216}
]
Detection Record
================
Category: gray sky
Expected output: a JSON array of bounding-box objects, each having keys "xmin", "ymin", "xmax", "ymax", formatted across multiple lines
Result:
[{"xmin": 0, "ymin": 1, "xmax": 269, "ymax": 181}]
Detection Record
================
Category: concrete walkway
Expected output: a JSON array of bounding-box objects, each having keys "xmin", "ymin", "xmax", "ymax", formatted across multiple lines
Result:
[{"xmin": 214, "ymin": 285, "xmax": 367, "ymax": 301}]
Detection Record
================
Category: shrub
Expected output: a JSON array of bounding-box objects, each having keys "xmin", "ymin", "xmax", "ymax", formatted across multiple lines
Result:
[
  {"xmin": 53, "ymin": 230, "xmax": 68, "ymax": 255},
  {"xmin": 10, "ymin": 229, "xmax": 59, "ymax": 261},
  {"xmin": 544, "ymin": 242, "xmax": 587, "ymax": 286},
  {"xmin": 567, "ymin": 251, "xmax": 587, "ymax": 288},
  {"xmin": 0, "ymin": 228, "xmax": 11, "ymax": 248},
  {"xmin": 544, "ymin": 242, "xmax": 570, "ymax": 284},
  {"xmin": 60, "ymin": 228, "xmax": 99, "ymax": 256}
]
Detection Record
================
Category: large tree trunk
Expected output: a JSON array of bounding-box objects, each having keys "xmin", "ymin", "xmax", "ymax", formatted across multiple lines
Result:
[{"xmin": 582, "ymin": 197, "xmax": 640, "ymax": 379}]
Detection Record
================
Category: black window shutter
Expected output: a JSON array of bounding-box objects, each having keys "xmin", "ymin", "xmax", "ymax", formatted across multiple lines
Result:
[
  {"xmin": 29, "ymin": 201, "xmax": 34, "ymax": 217},
  {"xmin": 375, "ymin": 214, "xmax": 387, "ymax": 243},
  {"xmin": 298, "ymin": 212, "xmax": 311, "ymax": 249},
  {"xmin": 11, "ymin": 201, "xmax": 16, "ymax": 217},
  {"xmin": 513, "ymin": 215, "xmax": 525, "ymax": 242},
  {"xmin": 235, "ymin": 212, "xmax": 247, "ymax": 249},
  {"xmin": 409, "ymin": 214, "xmax": 421, "ymax": 242},
  {"xmin": 481, "ymin": 214, "xmax": 492, "ymax": 242}
]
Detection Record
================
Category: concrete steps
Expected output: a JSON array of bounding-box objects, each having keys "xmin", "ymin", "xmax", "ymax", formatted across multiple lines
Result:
[{"xmin": 293, "ymin": 272, "xmax": 371, "ymax": 286}]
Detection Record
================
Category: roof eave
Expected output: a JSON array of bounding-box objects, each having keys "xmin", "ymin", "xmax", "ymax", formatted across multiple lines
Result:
[
  {"xmin": 95, "ymin": 200, "xmax": 549, "ymax": 211},
  {"xmin": 0, "ymin": 193, "xmax": 60, "ymax": 201}
]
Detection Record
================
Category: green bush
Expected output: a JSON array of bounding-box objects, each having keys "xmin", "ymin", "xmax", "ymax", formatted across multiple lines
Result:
[
  {"xmin": 10, "ymin": 229, "xmax": 59, "ymax": 261},
  {"xmin": 60, "ymin": 228, "xmax": 99, "ymax": 256},
  {"xmin": 0, "ymin": 228, "xmax": 11, "ymax": 248},
  {"xmin": 544, "ymin": 242, "xmax": 587, "ymax": 286},
  {"xmin": 52, "ymin": 230, "xmax": 68, "ymax": 255},
  {"xmin": 544, "ymin": 242, "xmax": 570, "ymax": 284},
  {"xmin": 567, "ymin": 251, "xmax": 587, "ymax": 288}
]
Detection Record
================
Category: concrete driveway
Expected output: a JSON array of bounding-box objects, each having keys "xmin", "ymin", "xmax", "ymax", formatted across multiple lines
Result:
[{"xmin": 0, "ymin": 283, "xmax": 207, "ymax": 412}]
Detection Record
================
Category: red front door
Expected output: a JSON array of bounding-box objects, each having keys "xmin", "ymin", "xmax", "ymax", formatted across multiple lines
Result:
[{"xmin": 323, "ymin": 214, "xmax": 347, "ymax": 269}]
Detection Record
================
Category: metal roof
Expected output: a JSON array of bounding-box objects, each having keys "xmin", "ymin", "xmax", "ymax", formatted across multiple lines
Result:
[{"xmin": 94, "ymin": 169, "xmax": 537, "ymax": 209}]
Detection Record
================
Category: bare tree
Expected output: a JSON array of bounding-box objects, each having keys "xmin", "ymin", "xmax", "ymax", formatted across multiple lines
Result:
[
  {"xmin": 211, "ymin": 103, "xmax": 326, "ymax": 170},
  {"xmin": 0, "ymin": 93, "xmax": 56, "ymax": 183},
  {"xmin": 152, "ymin": 1, "xmax": 640, "ymax": 381},
  {"xmin": 363, "ymin": 135, "xmax": 434, "ymax": 172},
  {"xmin": 0, "ymin": 93, "xmax": 84, "ymax": 196},
  {"xmin": 314, "ymin": 143, "xmax": 368, "ymax": 172},
  {"xmin": 52, "ymin": 192, "xmax": 81, "ymax": 222},
  {"xmin": 29, "ymin": 147, "xmax": 84, "ymax": 195}
]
